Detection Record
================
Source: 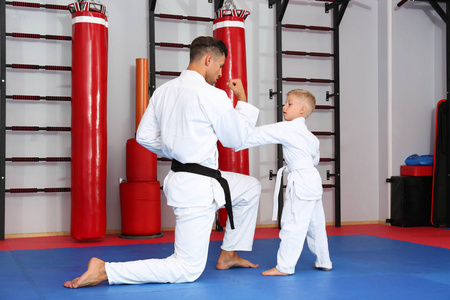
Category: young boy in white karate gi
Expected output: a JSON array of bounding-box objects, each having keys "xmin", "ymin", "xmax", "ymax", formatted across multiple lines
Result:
[
  {"xmin": 64, "ymin": 36, "xmax": 262, "ymax": 288},
  {"xmin": 237, "ymin": 89, "xmax": 332, "ymax": 276}
]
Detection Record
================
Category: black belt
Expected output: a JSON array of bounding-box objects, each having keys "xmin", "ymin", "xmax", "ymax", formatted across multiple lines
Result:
[{"xmin": 171, "ymin": 159, "xmax": 234, "ymax": 229}]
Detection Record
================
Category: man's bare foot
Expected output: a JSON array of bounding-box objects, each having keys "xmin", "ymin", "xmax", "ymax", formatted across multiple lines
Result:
[
  {"xmin": 63, "ymin": 257, "xmax": 108, "ymax": 289},
  {"xmin": 216, "ymin": 250, "xmax": 259, "ymax": 270},
  {"xmin": 262, "ymin": 267, "xmax": 289, "ymax": 276}
]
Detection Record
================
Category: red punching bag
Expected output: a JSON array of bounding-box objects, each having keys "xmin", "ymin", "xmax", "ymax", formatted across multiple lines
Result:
[
  {"xmin": 120, "ymin": 182, "xmax": 161, "ymax": 237},
  {"xmin": 69, "ymin": 2, "xmax": 108, "ymax": 240},
  {"xmin": 213, "ymin": 7, "xmax": 250, "ymax": 227},
  {"xmin": 126, "ymin": 138, "xmax": 157, "ymax": 182}
]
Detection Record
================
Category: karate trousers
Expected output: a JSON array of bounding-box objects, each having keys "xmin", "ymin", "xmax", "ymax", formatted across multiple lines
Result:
[
  {"xmin": 276, "ymin": 197, "xmax": 332, "ymax": 274},
  {"xmin": 105, "ymin": 171, "xmax": 261, "ymax": 284}
]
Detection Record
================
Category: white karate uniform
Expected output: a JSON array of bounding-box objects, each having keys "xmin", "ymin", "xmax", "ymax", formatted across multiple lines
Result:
[
  {"xmin": 105, "ymin": 70, "xmax": 261, "ymax": 284},
  {"xmin": 237, "ymin": 117, "xmax": 332, "ymax": 274}
]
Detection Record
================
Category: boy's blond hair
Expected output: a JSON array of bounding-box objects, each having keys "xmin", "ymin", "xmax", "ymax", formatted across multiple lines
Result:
[{"xmin": 286, "ymin": 89, "xmax": 316, "ymax": 117}]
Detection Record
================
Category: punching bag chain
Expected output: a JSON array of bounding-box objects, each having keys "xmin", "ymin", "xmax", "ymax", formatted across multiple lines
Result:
[{"xmin": 222, "ymin": 0, "xmax": 237, "ymax": 10}]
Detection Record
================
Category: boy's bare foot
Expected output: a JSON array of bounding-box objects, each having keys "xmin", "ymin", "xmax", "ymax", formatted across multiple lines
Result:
[
  {"xmin": 313, "ymin": 265, "xmax": 332, "ymax": 271},
  {"xmin": 63, "ymin": 257, "xmax": 108, "ymax": 289},
  {"xmin": 262, "ymin": 267, "xmax": 289, "ymax": 276},
  {"xmin": 216, "ymin": 250, "xmax": 259, "ymax": 270}
]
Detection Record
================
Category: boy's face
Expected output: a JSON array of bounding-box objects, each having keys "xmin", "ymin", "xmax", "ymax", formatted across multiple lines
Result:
[{"xmin": 283, "ymin": 95, "xmax": 307, "ymax": 121}]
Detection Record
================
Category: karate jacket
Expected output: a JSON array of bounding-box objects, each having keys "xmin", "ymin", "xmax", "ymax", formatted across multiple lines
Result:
[
  {"xmin": 136, "ymin": 70, "xmax": 259, "ymax": 208},
  {"xmin": 237, "ymin": 117, "xmax": 323, "ymax": 203}
]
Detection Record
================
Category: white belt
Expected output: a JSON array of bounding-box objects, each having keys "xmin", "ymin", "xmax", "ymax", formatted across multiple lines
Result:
[{"xmin": 272, "ymin": 160, "xmax": 314, "ymax": 221}]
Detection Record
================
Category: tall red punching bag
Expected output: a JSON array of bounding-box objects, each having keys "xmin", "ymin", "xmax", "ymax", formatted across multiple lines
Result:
[
  {"xmin": 213, "ymin": 5, "xmax": 250, "ymax": 227},
  {"xmin": 69, "ymin": 2, "xmax": 108, "ymax": 240}
]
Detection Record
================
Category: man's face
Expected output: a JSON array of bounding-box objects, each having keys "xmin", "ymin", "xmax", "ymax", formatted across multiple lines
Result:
[{"xmin": 205, "ymin": 54, "xmax": 226, "ymax": 85}]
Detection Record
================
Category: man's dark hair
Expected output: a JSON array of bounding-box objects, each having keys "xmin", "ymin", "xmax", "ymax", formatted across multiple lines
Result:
[{"xmin": 189, "ymin": 36, "xmax": 228, "ymax": 63}]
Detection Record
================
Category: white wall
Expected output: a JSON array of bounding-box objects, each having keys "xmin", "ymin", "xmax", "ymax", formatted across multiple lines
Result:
[
  {"xmin": 392, "ymin": 2, "xmax": 440, "ymax": 165},
  {"xmin": 339, "ymin": 1, "xmax": 380, "ymax": 222},
  {"xmin": 3, "ymin": 0, "xmax": 446, "ymax": 235},
  {"xmin": 378, "ymin": 0, "xmax": 390, "ymax": 222}
]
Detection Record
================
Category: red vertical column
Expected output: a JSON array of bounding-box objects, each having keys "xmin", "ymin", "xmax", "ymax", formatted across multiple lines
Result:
[{"xmin": 69, "ymin": 2, "xmax": 108, "ymax": 240}]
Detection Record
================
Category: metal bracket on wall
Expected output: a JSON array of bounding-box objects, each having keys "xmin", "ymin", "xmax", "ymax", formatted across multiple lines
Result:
[
  {"xmin": 268, "ymin": 0, "xmax": 277, "ymax": 9},
  {"xmin": 269, "ymin": 169, "xmax": 277, "ymax": 180},
  {"xmin": 326, "ymin": 90, "xmax": 335, "ymax": 101},
  {"xmin": 269, "ymin": 88, "xmax": 281, "ymax": 100},
  {"xmin": 326, "ymin": 170, "xmax": 335, "ymax": 181}
]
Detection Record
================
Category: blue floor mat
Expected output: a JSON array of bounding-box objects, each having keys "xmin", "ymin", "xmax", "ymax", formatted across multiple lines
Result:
[{"xmin": 1, "ymin": 235, "xmax": 449, "ymax": 300}]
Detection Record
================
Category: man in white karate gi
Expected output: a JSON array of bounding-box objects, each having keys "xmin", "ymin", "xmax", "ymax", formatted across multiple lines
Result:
[{"xmin": 64, "ymin": 36, "xmax": 261, "ymax": 288}]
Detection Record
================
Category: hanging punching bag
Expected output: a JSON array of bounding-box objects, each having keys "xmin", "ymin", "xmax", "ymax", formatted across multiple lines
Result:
[
  {"xmin": 213, "ymin": 7, "xmax": 250, "ymax": 227},
  {"xmin": 69, "ymin": 2, "xmax": 108, "ymax": 240}
]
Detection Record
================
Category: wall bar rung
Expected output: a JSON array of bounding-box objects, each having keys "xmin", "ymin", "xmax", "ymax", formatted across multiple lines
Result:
[
  {"xmin": 6, "ymin": 1, "xmax": 68, "ymax": 11},
  {"xmin": 6, "ymin": 157, "xmax": 70, "ymax": 162},
  {"xmin": 6, "ymin": 187, "xmax": 71, "ymax": 193},
  {"xmin": 312, "ymin": 131, "xmax": 334, "ymax": 136},
  {"xmin": 6, "ymin": 126, "xmax": 70, "ymax": 131},
  {"xmin": 7, "ymin": 32, "xmax": 71, "ymax": 41},
  {"xmin": 7, "ymin": 64, "xmax": 71, "ymax": 71},
  {"xmin": 283, "ymin": 184, "xmax": 335, "ymax": 189},
  {"xmin": 320, "ymin": 158, "xmax": 335, "ymax": 162},
  {"xmin": 7, "ymin": 95, "xmax": 71, "ymax": 101},
  {"xmin": 284, "ymin": 50, "xmax": 333, "ymax": 57},
  {"xmin": 157, "ymin": 157, "xmax": 172, "ymax": 161},
  {"xmin": 322, "ymin": 184, "xmax": 335, "ymax": 189},
  {"xmin": 283, "ymin": 77, "xmax": 334, "ymax": 83},
  {"xmin": 316, "ymin": 105, "xmax": 334, "ymax": 110},
  {"xmin": 156, "ymin": 42, "xmax": 190, "ymax": 49},
  {"xmin": 156, "ymin": 13, "xmax": 213, "ymax": 22},
  {"xmin": 156, "ymin": 71, "xmax": 181, "ymax": 77},
  {"xmin": 283, "ymin": 24, "xmax": 333, "ymax": 31}
]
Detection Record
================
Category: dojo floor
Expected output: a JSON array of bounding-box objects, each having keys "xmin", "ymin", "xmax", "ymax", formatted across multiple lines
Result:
[{"xmin": 1, "ymin": 225, "xmax": 450, "ymax": 300}]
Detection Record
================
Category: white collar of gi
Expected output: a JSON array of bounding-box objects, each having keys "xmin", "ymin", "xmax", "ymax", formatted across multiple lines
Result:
[
  {"xmin": 291, "ymin": 117, "xmax": 306, "ymax": 124},
  {"xmin": 182, "ymin": 69, "xmax": 206, "ymax": 82}
]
